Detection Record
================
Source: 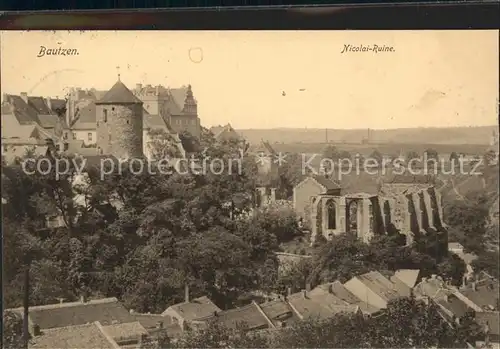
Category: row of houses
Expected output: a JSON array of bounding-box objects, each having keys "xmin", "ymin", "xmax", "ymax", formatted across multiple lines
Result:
[{"xmin": 7, "ymin": 269, "xmax": 498, "ymax": 348}]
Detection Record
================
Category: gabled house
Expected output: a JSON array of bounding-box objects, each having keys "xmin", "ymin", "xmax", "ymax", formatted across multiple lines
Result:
[
  {"xmin": 313, "ymin": 281, "xmax": 381, "ymax": 316},
  {"xmin": 285, "ymin": 288, "xmax": 361, "ymax": 320},
  {"xmin": 210, "ymin": 123, "xmax": 243, "ymax": 143},
  {"xmin": 293, "ymin": 175, "xmax": 342, "ymax": 224},
  {"xmin": 161, "ymin": 293, "xmax": 221, "ymax": 329},
  {"xmin": 258, "ymin": 298, "xmax": 300, "ymax": 328},
  {"xmin": 343, "ymin": 271, "xmax": 410, "ymax": 310},
  {"xmin": 458, "ymin": 277, "xmax": 499, "ymax": 312},
  {"xmin": 28, "ymin": 322, "xmax": 120, "ymax": 349},
  {"xmin": 192, "ymin": 302, "xmax": 273, "ymax": 332},
  {"xmin": 132, "ymin": 313, "xmax": 183, "ymax": 341},
  {"xmin": 7, "ymin": 297, "xmax": 135, "ymax": 335},
  {"xmin": 414, "ymin": 275, "xmax": 472, "ymax": 324}
]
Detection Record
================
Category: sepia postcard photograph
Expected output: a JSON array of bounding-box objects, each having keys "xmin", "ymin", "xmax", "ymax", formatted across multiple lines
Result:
[{"xmin": 1, "ymin": 29, "xmax": 499, "ymax": 348}]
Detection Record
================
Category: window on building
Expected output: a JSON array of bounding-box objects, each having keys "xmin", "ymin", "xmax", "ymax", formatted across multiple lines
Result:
[
  {"xmin": 112, "ymin": 107, "xmax": 115, "ymax": 111},
  {"xmin": 88, "ymin": 133, "xmax": 93, "ymax": 142},
  {"xmin": 72, "ymin": 132, "xmax": 76, "ymax": 140},
  {"xmin": 103, "ymin": 109, "xmax": 108, "ymax": 123},
  {"xmin": 326, "ymin": 199, "xmax": 337, "ymax": 230}
]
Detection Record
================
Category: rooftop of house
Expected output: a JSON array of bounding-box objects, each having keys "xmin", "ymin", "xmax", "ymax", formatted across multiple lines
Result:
[
  {"xmin": 96, "ymin": 80, "xmax": 143, "ymax": 105},
  {"xmin": 101, "ymin": 321, "xmax": 148, "ymax": 343},
  {"xmin": 259, "ymin": 299, "xmax": 300, "ymax": 326},
  {"xmin": 162, "ymin": 296, "xmax": 221, "ymax": 322},
  {"xmin": 2, "ymin": 145, "xmax": 49, "ymax": 164},
  {"xmin": 476, "ymin": 311, "xmax": 500, "ymax": 336},
  {"xmin": 28, "ymin": 322, "xmax": 118, "ymax": 349},
  {"xmin": 9, "ymin": 297, "xmax": 135, "ymax": 330},
  {"xmin": 195, "ymin": 302, "xmax": 271, "ymax": 331},
  {"xmin": 460, "ymin": 279, "xmax": 500, "ymax": 311},
  {"xmin": 413, "ymin": 276, "xmax": 446, "ymax": 299},
  {"xmin": 312, "ymin": 175, "xmax": 342, "ymax": 191},
  {"xmin": 287, "ymin": 290, "xmax": 358, "ymax": 320},
  {"xmin": 434, "ymin": 290, "xmax": 471, "ymax": 319},
  {"xmin": 315, "ymin": 281, "xmax": 380, "ymax": 315},
  {"xmin": 132, "ymin": 313, "xmax": 183, "ymax": 338},
  {"xmin": 2, "ymin": 93, "xmax": 66, "ymax": 127},
  {"xmin": 392, "ymin": 269, "xmax": 420, "ymax": 289},
  {"xmin": 355, "ymin": 271, "xmax": 406, "ymax": 301}
]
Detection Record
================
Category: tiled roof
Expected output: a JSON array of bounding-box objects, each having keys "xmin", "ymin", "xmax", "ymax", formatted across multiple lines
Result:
[
  {"xmin": 196, "ymin": 303, "xmax": 271, "ymax": 331},
  {"xmin": 71, "ymin": 102, "xmax": 97, "ymax": 127},
  {"xmin": 169, "ymin": 87, "xmax": 188, "ymax": 115},
  {"xmin": 49, "ymin": 98, "xmax": 67, "ymax": 113},
  {"xmin": 287, "ymin": 291, "xmax": 347, "ymax": 320},
  {"xmin": 259, "ymin": 299, "xmax": 299, "ymax": 326},
  {"xmin": 37, "ymin": 114, "xmax": 61, "ymax": 129},
  {"xmin": 435, "ymin": 291, "xmax": 470, "ymax": 319},
  {"xmin": 163, "ymin": 296, "xmax": 221, "ymax": 322},
  {"xmin": 414, "ymin": 277, "xmax": 444, "ymax": 299},
  {"xmin": 357, "ymin": 271, "xmax": 403, "ymax": 302},
  {"xmin": 10, "ymin": 297, "xmax": 135, "ymax": 330},
  {"xmin": 144, "ymin": 114, "xmax": 169, "ymax": 130},
  {"xmin": 97, "ymin": 80, "xmax": 143, "ymax": 105},
  {"xmin": 133, "ymin": 313, "xmax": 183, "ymax": 338},
  {"xmin": 393, "ymin": 270, "xmax": 420, "ymax": 289},
  {"xmin": 101, "ymin": 321, "xmax": 148, "ymax": 343},
  {"xmin": 316, "ymin": 281, "xmax": 380, "ymax": 315},
  {"xmin": 28, "ymin": 96, "xmax": 52, "ymax": 115},
  {"xmin": 460, "ymin": 280, "xmax": 500, "ymax": 310},
  {"xmin": 312, "ymin": 175, "xmax": 342, "ymax": 191},
  {"xmin": 28, "ymin": 322, "xmax": 118, "ymax": 349},
  {"xmin": 3, "ymin": 94, "xmax": 39, "ymax": 124},
  {"xmin": 476, "ymin": 311, "xmax": 500, "ymax": 336}
]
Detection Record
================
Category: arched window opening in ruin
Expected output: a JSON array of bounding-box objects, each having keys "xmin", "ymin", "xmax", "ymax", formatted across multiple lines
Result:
[
  {"xmin": 326, "ymin": 199, "xmax": 336, "ymax": 230},
  {"xmin": 383, "ymin": 201, "xmax": 391, "ymax": 228},
  {"xmin": 346, "ymin": 200, "xmax": 358, "ymax": 233},
  {"xmin": 368, "ymin": 201, "xmax": 374, "ymax": 233},
  {"xmin": 103, "ymin": 109, "xmax": 108, "ymax": 123},
  {"xmin": 419, "ymin": 194, "xmax": 427, "ymax": 228}
]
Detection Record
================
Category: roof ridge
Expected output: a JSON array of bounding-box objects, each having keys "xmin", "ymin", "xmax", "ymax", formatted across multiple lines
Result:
[{"xmin": 8, "ymin": 297, "xmax": 119, "ymax": 312}]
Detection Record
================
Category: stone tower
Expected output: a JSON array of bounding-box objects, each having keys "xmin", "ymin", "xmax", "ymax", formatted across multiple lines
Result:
[{"xmin": 95, "ymin": 78, "xmax": 144, "ymax": 159}]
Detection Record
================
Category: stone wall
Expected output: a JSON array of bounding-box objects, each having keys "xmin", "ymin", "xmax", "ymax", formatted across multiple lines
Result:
[{"xmin": 96, "ymin": 104, "xmax": 143, "ymax": 159}]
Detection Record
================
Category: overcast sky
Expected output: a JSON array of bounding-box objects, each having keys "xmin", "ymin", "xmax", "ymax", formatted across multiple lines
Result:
[{"xmin": 1, "ymin": 30, "xmax": 498, "ymax": 129}]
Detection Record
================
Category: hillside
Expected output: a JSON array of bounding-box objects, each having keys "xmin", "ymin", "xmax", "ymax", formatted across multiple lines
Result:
[{"xmin": 238, "ymin": 125, "xmax": 498, "ymax": 146}]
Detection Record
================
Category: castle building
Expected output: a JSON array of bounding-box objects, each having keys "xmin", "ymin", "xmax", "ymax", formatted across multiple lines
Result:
[
  {"xmin": 132, "ymin": 84, "xmax": 200, "ymax": 139},
  {"xmin": 95, "ymin": 78, "xmax": 144, "ymax": 159}
]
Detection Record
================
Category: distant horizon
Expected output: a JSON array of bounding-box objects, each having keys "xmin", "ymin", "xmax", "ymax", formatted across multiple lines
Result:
[
  {"xmin": 2, "ymin": 30, "xmax": 498, "ymax": 129},
  {"xmin": 233, "ymin": 125, "xmax": 499, "ymax": 131}
]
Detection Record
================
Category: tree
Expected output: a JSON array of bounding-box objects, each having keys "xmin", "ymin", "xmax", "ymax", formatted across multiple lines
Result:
[
  {"xmin": 2, "ymin": 310, "xmax": 24, "ymax": 349},
  {"xmin": 425, "ymin": 148, "xmax": 439, "ymax": 161},
  {"xmin": 179, "ymin": 130, "xmax": 201, "ymax": 154},
  {"xmin": 471, "ymin": 251, "xmax": 500, "ymax": 279},
  {"xmin": 484, "ymin": 149, "xmax": 497, "ymax": 166},
  {"xmin": 450, "ymin": 151, "xmax": 460, "ymax": 163},
  {"xmin": 147, "ymin": 129, "xmax": 184, "ymax": 160}
]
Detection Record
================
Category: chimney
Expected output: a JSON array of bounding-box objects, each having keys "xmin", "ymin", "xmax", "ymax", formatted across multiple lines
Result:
[
  {"xmin": 129, "ymin": 309, "xmax": 135, "ymax": 314},
  {"xmin": 287, "ymin": 287, "xmax": 292, "ymax": 296},
  {"xmin": 305, "ymin": 283, "xmax": 311, "ymax": 292},
  {"xmin": 45, "ymin": 97, "xmax": 52, "ymax": 110},
  {"xmin": 443, "ymin": 294, "xmax": 449, "ymax": 303},
  {"xmin": 80, "ymin": 294, "xmax": 88, "ymax": 303},
  {"xmin": 156, "ymin": 321, "xmax": 163, "ymax": 329},
  {"xmin": 302, "ymin": 290, "xmax": 307, "ymax": 299},
  {"xmin": 431, "ymin": 274, "xmax": 437, "ymax": 280},
  {"xmin": 32, "ymin": 324, "xmax": 41, "ymax": 337},
  {"xmin": 213, "ymin": 311, "xmax": 218, "ymax": 317},
  {"xmin": 184, "ymin": 283, "xmax": 190, "ymax": 303},
  {"xmin": 472, "ymin": 281, "xmax": 477, "ymax": 291},
  {"xmin": 20, "ymin": 92, "xmax": 28, "ymax": 104},
  {"xmin": 421, "ymin": 277, "xmax": 427, "ymax": 283},
  {"xmin": 136, "ymin": 83, "xmax": 142, "ymax": 91},
  {"xmin": 58, "ymin": 298, "xmax": 64, "ymax": 304}
]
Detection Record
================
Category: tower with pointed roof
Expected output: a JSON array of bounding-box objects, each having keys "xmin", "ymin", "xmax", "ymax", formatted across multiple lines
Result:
[{"xmin": 95, "ymin": 77, "xmax": 144, "ymax": 159}]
